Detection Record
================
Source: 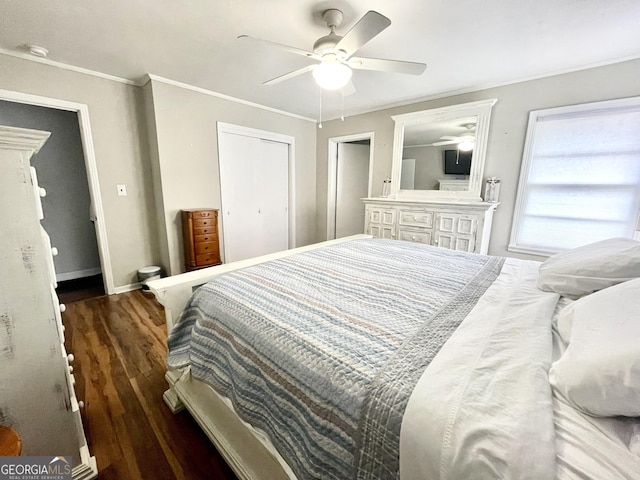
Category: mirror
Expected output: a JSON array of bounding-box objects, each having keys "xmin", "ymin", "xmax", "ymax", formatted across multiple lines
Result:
[{"xmin": 390, "ymin": 99, "xmax": 497, "ymax": 201}]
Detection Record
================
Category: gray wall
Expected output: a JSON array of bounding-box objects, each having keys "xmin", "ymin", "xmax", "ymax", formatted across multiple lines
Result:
[
  {"xmin": 144, "ymin": 78, "xmax": 318, "ymax": 275},
  {"xmin": 404, "ymin": 145, "xmax": 448, "ymax": 190},
  {"xmin": 0, "ymin": 54, "xmax": 160, "ymax": 289},
  {"xmin": 316, "ymin": 58, "xmax": 640, "ymax": 259},
  {"xmin": 0, "ymin": 100, "xmax": 101, "ymax": 279}
]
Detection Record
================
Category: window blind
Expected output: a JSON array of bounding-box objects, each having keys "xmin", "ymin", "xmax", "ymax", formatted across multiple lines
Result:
[{"xmin": 510, "ymin": 100, "xmax": 640, "ymax": 255}]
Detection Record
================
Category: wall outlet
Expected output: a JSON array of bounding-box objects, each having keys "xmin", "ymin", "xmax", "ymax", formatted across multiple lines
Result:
[{"xmin": 116, "ymin": 184, "xmax": 127, "ymax": 196}]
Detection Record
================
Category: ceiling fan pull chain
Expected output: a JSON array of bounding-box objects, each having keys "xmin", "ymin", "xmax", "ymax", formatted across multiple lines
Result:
[
  {"xmin": 318, "ymin": 89, "xmax": 323, "ymax": 129},
  {"xmin": 341, "ymin": 91, "xmax": 345, "ymax": 122}
]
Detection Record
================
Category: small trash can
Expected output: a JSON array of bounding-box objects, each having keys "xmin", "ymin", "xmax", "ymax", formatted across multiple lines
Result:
[{"xmin": 138, "ymin": 266, "xmax": 162, "ymax": 291}]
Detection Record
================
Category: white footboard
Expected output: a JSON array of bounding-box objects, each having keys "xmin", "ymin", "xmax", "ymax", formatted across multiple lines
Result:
[{"xmin": 147, "ymin": 234, "xmax": 371, "ymax": 333}]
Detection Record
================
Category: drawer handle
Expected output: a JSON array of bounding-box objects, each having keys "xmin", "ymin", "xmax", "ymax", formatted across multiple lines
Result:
[
  {"xmin": 59, "ymin": 304, "xmax": 66, "ymax": 313},
  {"xmin": 413, "ymin": 216, "xmax": 417, "ymax": 221},
  {"xmin": 412, "ymin": 236, "xmax": 416, "ymax": 241},
  {"xmin": 51, "ymin": 247, "xmax": 59, "ymax": 256},
  {"xmin": 67, "ymin": 354, "xmax": 75, "ymax": 363},
  {"xmin": 202, "ymin": 212, "xmax": 210, "ymax": 217},
  {"xmin": 39, "ymin": 187, "xmax": 47, "ymax": 198}
]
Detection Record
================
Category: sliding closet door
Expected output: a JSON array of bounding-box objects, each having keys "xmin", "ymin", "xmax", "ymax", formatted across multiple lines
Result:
[
  {"xmin": 218, "ymin": 129, "xmax": 289, "ymax": 263},
  {"xmin": 255, "ymin": 139, "xmax": 289, "ymax": 256}
]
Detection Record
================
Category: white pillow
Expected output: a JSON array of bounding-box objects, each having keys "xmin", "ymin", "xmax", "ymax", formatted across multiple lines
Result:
[
  {"xmin": 549, "ymin": 277, "xmax": 640, "ymax": 417},
  {"xmin": 537, "ymin": 237, "xmax": 640, "ymax": 299}
]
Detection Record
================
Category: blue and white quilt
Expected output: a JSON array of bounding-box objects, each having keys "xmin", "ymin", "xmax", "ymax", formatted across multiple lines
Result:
[{"xmin": 167, "ymin": 238, "xmax": 504, "ymax": 479}]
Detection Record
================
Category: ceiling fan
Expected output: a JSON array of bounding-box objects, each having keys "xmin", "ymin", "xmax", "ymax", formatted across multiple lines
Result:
[
  {"xmin": 239, "ymin": 9, "xmax": 427, "ymax": 91},
  {"xmin": 433, "ymin": 124, "xmax": 476, "ymax": 151}
]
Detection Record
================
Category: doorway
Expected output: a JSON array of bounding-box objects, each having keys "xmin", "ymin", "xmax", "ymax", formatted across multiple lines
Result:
[
  {"xmin": 327, "ymin": 133, "xmax": 374, "ymax": 239},
  {"xmin": 0, "ymin": 89, "xmax": 113, "ymax": 295}
]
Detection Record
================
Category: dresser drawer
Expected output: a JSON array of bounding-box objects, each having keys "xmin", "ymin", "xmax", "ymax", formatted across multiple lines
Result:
[
  {"xmin": 195, "ymin": 253, "xmax": 220, "ymax": 266},
  {"xmin": 193, "ymin": 217, "xmax": 215, "ymax": 228},
  {"xmin": 398, "ymin": 229, "xmax": 432, "ymax": 244},
  {"xmin": 398, "ymin": 209, "xmax": 434, "ymax": 228},
  {"xmin": 194, "ymin": 241, "xmax": 219, "ymax": 254},
  {"xmin": 193, "ymin": 226, "xmax": 216, "ymax": 236},
  {"xmin": 192, "ymin": 210, "xmax": 216, "ymax": 219},
  {"xmin": 195, "ymin": 233, "xmax": 216, "ymax": 243}
]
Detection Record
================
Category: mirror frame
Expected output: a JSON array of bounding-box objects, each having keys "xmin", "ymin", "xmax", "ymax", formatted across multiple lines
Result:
[{"xmin": 390, "ymin": 98, "xmax": 497, "ymax": 201}]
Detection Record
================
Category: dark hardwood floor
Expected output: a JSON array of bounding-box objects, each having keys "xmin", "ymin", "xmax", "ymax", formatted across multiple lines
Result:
[
  {"xmin": 63, "ymin": 290, "xmax": 238, "ymax": 480},
  {"xmin": 57, "ymin": 274, "xmax": 106, "ymax": 304}
]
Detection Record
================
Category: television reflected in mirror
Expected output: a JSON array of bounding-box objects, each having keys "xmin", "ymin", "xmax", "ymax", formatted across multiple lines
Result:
[{"xmin": 444, "ymin": 150, "xmax": 472, "ymax": 176}]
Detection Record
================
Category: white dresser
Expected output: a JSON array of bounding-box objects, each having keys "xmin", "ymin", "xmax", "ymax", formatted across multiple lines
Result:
[
  {"xmin": 0, "ymin": 126, "xmax": 97, "ymax": 478},
  {"xmin": 437, "ymin": 179, "xmax": 469, "ymax": 191},
  {"xmin": 363, "ymin": 198, "xmax": 498, "ymax": 255}
]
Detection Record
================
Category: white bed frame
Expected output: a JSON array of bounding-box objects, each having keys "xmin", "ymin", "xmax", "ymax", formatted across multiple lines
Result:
[{"xmin": 147, "ymin": 235, "xmax": 371, "ymax": 480}]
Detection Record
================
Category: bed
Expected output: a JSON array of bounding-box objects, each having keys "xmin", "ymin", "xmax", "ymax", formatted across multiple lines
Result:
[{"xmin": 148, "ymin": 234, "xmax": 640, "ymax": 480}]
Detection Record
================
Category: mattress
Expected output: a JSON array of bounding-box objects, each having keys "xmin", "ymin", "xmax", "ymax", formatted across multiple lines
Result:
[
  {"xmin": 167, "ymin": 238, "xmax": 504, "ymax": 479},
  {"xmin": 166, "ymin": 238, "xmax": 640, "ymax": 479}
]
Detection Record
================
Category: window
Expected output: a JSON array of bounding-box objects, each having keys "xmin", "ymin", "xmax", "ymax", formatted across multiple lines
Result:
[{"xmin": 509, "ymin": 97, "xmax": 640, "ymax": 256}]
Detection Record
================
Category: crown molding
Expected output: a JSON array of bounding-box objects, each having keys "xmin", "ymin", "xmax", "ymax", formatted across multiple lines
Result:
[
  {"xmin": 0, "ymin": 48, "xmax": 137, "ymax": 85},
  {"xmin": 330, "ymin": 53, "xmax": 640, "ymax": 121},
  {"xmin": 143, "ymin": 74, "xmax": 316, "ymax": 123},
  {"xmin": 2, "ymin": 47, "xmax": 638, "ymax": 124}
]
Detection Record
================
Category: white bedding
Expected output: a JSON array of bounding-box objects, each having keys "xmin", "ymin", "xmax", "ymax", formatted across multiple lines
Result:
[
  {"xmin": 401, "ymin": 257, "xmax": 640, "ymax": 479},
  {"xmin": 401, "ymin": 258, "xmax": 559, "ymax": 479},
  {"xmin": 552, "ymin": 328, "xmax": 640, "ymax": 480}
]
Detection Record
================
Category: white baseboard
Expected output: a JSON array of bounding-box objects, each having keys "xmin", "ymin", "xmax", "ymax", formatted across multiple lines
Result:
[
  {"xmin": 56, "ymin": 267, "xmax": 102, "ymax": 282},
  {"xmin": 113, "ymin": 282, "xmax": 141, "ymax": 294}
]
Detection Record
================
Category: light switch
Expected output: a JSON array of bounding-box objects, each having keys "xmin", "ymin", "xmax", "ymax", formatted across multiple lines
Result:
[{"xmin": 117, "ymin": 184, "xmax": 127, "ymax": 196}]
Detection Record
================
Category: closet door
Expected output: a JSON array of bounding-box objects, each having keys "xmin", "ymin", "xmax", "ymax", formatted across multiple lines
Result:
[
  {"xmin": 218, "ymin": 131, "xmax": 289, "ymax": 263},
  {"xmin": 255, "ymin": 139, "xmax": 289, "ymax": 257}
]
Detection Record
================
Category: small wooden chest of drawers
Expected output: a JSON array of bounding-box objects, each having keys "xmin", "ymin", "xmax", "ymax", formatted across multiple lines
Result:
[{"xmin": 181, "ymin": 209, "xmax": 222, "ymax": 271}]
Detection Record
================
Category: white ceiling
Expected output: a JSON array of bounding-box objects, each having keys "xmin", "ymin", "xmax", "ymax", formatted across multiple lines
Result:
[{"xmin": 1, "ymin": 0, "xmax": 639, "ymax": 121}]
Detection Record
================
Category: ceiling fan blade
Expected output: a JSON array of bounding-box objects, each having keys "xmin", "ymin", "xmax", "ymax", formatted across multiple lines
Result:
[
  {"xmin": 440, "ymin": 135, "xmax": 459, "ymax": 141},
  {"xmin": 238, "ymin": 35, "xmax": 321, "ymax": 60},
  {"xmin": 263, "ymin": 64, "xmax": 316, "ymax": 86},
  {"xmin": 433, "ymin": 140, "xmax": 458, "ymax": 146},
  {"xmin": 349, "ymin": 56, "xmax": 426, "ymax": 75},
  {"xmin": 335, "ymin": 11, "xmax": 391, "ymax": 57}
]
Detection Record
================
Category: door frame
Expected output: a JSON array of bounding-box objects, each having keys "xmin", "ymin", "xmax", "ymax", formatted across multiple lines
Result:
[
  {"xmin": 0, "ymin": 88, "xmax": 115, "ymax": 294},
  {"xmin": 216, "ymin": 122, "xmax": 296, "ymax": 261},
  {"xmin": 326, "ymin": 132, "xmax": 375, "ymax": 240}
]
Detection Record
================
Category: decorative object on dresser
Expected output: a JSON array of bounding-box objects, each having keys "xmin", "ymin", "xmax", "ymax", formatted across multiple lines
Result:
[
  {"xmin": 363, "ymin": 198, "xmax": 497, "ymax": 254},
  {"xmin": 0, "ymin": 125, "xmax": 97, "ymax": 478},
  {"xmin": 181, "ymin": 209, "xmax": 221, "ymax": 271}
]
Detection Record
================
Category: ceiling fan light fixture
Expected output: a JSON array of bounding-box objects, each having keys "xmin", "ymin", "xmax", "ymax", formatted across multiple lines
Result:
[
  {"xmin": 458, "ymin": 139, "xmax": 475, "ymax": 152},
  {"xmin": 313, "ymin": 57, "xmax": 352, "ymax": 90},
  {"xmin": 457, "ymin": 130, "xmax": 475, "ymax": 151}
]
